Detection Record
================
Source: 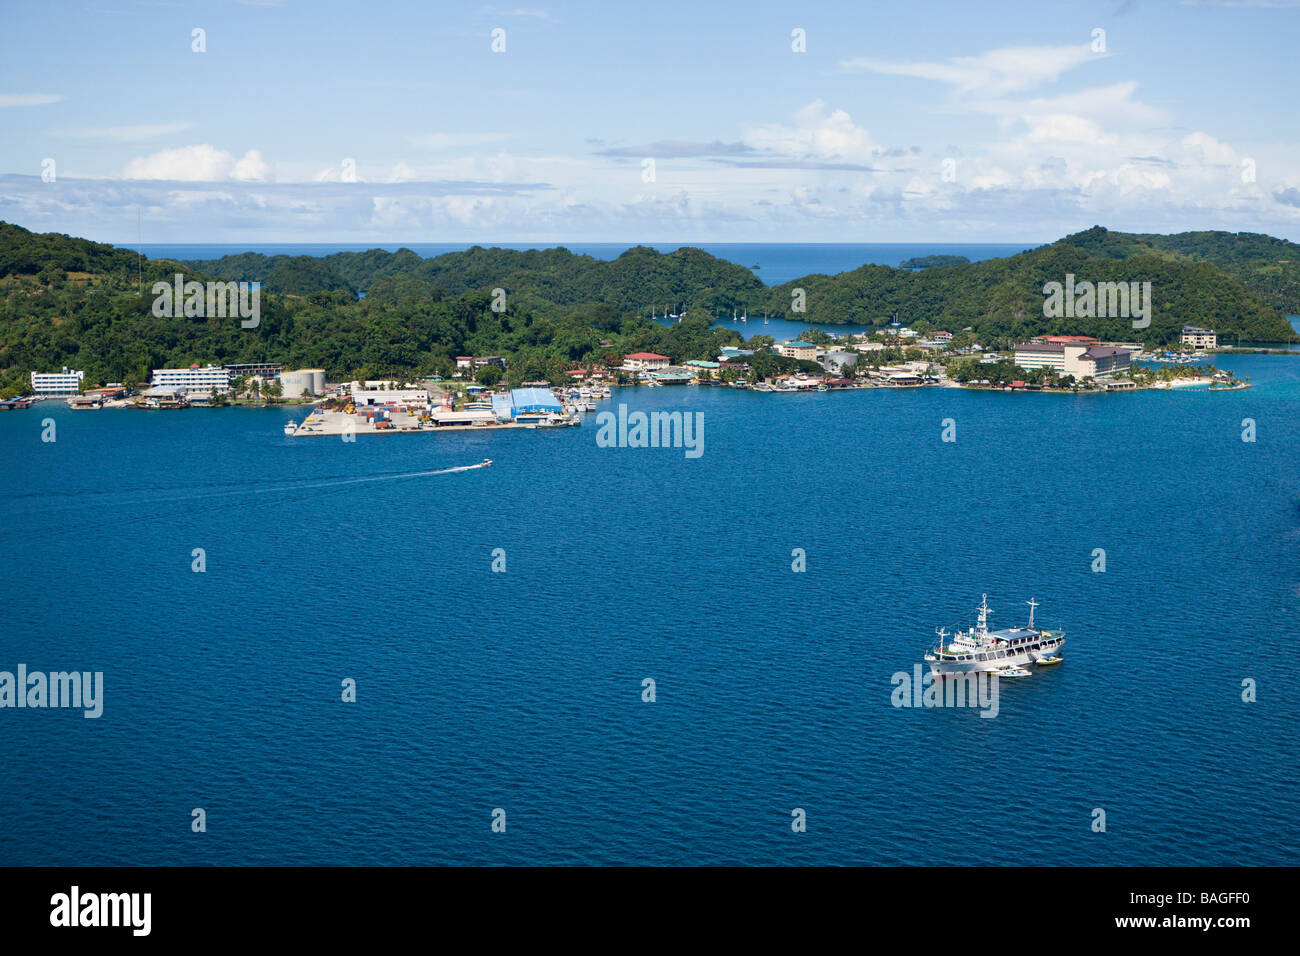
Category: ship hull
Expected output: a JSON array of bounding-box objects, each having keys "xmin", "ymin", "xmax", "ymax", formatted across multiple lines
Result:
[{"xmin": 926, "ymin": 634, "xmax": 1065, "ymax": 676}]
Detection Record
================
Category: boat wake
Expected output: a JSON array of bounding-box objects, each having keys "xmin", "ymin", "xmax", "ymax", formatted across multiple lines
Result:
[{"xmin": 0, "ymin": 461, "xmax": 494, "ymax": 535}]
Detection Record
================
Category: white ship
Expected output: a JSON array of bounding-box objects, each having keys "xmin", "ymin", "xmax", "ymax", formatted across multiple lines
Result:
[{"xmin": 924, "ymin": 596, "xmax": 1064, "ymax": 677}]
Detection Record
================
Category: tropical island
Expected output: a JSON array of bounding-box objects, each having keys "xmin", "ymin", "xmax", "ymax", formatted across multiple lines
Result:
[
  {"xmin": 899, "ymin": 254, "xmax": 971, "ymax": 269},
  {"xmin": 0, "ymin": 221, "xmax": 1295, "ymax": 400}
]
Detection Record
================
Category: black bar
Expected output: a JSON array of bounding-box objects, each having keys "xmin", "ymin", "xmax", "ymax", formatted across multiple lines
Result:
[{"xmin": 0, "ymin": 866, "xmax": 1278, "ymax": 942}]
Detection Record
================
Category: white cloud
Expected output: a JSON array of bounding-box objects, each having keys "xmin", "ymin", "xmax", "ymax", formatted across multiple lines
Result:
[
  {"xmin": 842, "ymin": 44, "xmax": 1102, "ymax": 96},
  {"xmin": 743, "ymin": 100, "xmax": 875, "ymax": 162},
  {"xmin": 232, "ymin": 149, "xmax": 271, "ymax": 181},
  {"xmin": 121, "ymin": 145, "xmax": 272, "ymax": 181},
  {"xmin": 0, "ymin": 93, "xmax": 64, "ymax": 107}
]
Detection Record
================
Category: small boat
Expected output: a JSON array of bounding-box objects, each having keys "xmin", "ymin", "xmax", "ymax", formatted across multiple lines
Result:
[
  {"xmin": 1035, "ymin": 656, "xmax": 1062, "ymax": 666},
  {"xmin": 481, "ymin": 458, "xmax": 493, "ymax": 467},
  {"xmin": 997, "ymin": 665, "xmax": 1033, "ymax": 678},
  {"xmin": 284, "ymin": 421, "xmax": 297, "ymax": 436}
]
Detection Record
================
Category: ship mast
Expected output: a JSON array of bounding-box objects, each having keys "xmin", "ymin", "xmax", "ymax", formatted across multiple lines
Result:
[
  {"xmin": 975, "ymin": 594, "xmax": 991, "ymax": 639},
  {"xmin": 1026, "ymin": 598, "xmax": 1038, "ymax": 630}
]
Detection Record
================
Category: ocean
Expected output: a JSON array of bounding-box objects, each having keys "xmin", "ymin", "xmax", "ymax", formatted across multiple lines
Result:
[{"xmin": 2, "ymin": 349, "xmax": 1297, "ymax": 866}]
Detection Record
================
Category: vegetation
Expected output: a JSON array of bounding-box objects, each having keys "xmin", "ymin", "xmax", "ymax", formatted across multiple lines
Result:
[
  {"xmin": 1, "ymin": 220, "xmax": 1296, "ymax": 396},
  {"xmin": 0, "ymin": 224, "xmax": 748, "ymax": 396},
  {"xmin": 187, "ymin": 225, "xmax": 1300, "ymax": 344},
  {"xmin": 898, "ymin": 255, "xmax": 971, "ymax": 269}
]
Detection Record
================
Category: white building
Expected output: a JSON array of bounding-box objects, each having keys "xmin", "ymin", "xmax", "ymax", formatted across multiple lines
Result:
[
  {"xmin": 622, "ymin": 352, "xmax": 671, "ymax": 372},
  {"xmin": 30, "ymin": 368, "xmax": 85, "ymax": 396},
  {"xmin": 151, "ymin": 365, "xmax": 231, "ymax": 394},
  {"xmin": 1181, "ymin": 326, "xmax": 1217, "ymax": 349},
  {"xmin": 1012, "ymin": 343, "xmax": 1068, "ymax": 371},
  {"xmin": 348, "ymin": 382, "xmax": 429, "ymax": 406},
  {"xmin": 1012, "ymin": 343, "xmax": 1131, "ymax": 378}
]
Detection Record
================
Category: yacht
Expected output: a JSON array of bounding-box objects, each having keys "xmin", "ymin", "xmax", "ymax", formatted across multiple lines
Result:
[
  {"xmin": 924, "ymin": 597, "xmax": 1065, "ymax": 676},
  {"xmin": 283, "ymin": 421, "xmax": 297, "ymax": 436}
]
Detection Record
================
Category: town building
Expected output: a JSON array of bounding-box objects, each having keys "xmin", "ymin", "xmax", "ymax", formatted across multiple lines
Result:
[
  {"xmin": 623, "ymin": 352, "xmax": 671, "ymax": 372},
  {"xmin": 491, "ymin": 388, "xmax": 564, "ymax": 420},
  {"xmin": 1011, "ymin": 343, "xmax": 1069, "ymax": 372},
  {"xmin": 456, "ymin": 355, "xmax": 507, "ymax": 370},
  {"xmin": 1070, "ymin": 346, "xmax": 1131, "ymax": 378},
  {"xmin": 30, "ymin": 368, "xmax": 85, "ymax": 396},
  {"xmin": 348, "ymin": 382, "xmax": 429, "ymax": 406},
  {"xmin": 684, "ymin": 360, "xmax": 720, "ymax": 379},
  {"xmin": 151, "ymin": 365, "xmax": 231, "ymax": 394},
  {"xmin": 1181, "ymin": 326, "xmax": 1217, "ymax": 349},
  {"xmin": 776, "ymin": 341, "xmax": 819, "ymax": 361},
  {"xmin": 224, "ymin": 362, "xmax": 284, "ymax": 379},
  {"xmin": 1012, "ymin": 342, "xmax": 1132, "ymax": 379}
]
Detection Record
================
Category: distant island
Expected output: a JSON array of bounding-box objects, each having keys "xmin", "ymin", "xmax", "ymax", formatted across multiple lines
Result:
[
  {"xmin": 0, "ymin": 221, "xmax": 1297, "ymax": 396},
  {"xmin": 899, "ymin": 254, "xmax": 970, "ymax": 269}
]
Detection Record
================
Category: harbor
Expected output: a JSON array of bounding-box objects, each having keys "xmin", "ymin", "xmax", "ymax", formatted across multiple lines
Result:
[{"xmin": 284, "ymin": 382, "xmax": 609, "ymax": 437}]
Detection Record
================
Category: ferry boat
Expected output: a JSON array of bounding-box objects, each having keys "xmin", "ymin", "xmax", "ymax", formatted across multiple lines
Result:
[
  {"xmin": 515, "ymin": 411, "xmax": 578, "ymax": 427},
  {"xmin": 924, "ymin": 596, "xmax": 1065, "ymax": 676}
]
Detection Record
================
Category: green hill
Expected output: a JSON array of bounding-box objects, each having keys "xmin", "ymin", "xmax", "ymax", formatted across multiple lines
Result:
[
  {"xmin": 762, "ymin": 230, "xmax": 1294, "ymax": 345},
  {"xmin": 2, "ymin": 220, "xmax": 1296, "ymax": 395}
]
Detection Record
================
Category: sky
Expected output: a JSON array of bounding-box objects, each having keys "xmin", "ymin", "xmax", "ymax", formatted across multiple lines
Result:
[{"xmin": 1, "ymin": 0, "xmax": 1299, "ymax": 244}]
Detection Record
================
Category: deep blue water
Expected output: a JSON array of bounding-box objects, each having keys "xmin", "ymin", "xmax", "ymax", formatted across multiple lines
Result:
[
  {"xmin": 2, "ymin": 352, "xmax": 1297, "ymax": 865},
  {"xmin": 141, "ymin": 242, "xmax": 1034, "ymax": 287}
]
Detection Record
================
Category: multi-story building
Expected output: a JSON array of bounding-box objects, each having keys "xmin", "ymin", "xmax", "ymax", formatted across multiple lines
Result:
[
  {"xmin": 224, "ymin": 362, "xmax": 284, "ymax": 379},
  {"xmin": 1070, "ymin": 346, "xmax": 1132, "ymax": 378},
  {"xmin": 30, "ymin": 368, "xmax": 85, "ymax": 396},
  {"xmin": 776, "ymin": 341, "xmax": 819, "ymax": 361},
  {"xmin": 151, "ymin": 365, "xmax": 231, "ymax": 394},
  {"xmin": 1012, "ymin": 343, "xmax": 1132, "ymax": 379},
  {"xmin": 1181, "ymin": 326, "xmax": 1217, "ymax": 349},
  {"xmin": 1012, "ymin": 343, "xmax": 1068, "ymax": 372}
]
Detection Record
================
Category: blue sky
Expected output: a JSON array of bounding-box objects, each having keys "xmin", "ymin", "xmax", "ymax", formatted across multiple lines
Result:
[{"xmin": 2, "ymin": 0, "xmax": 1298, "ymax": 243}]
